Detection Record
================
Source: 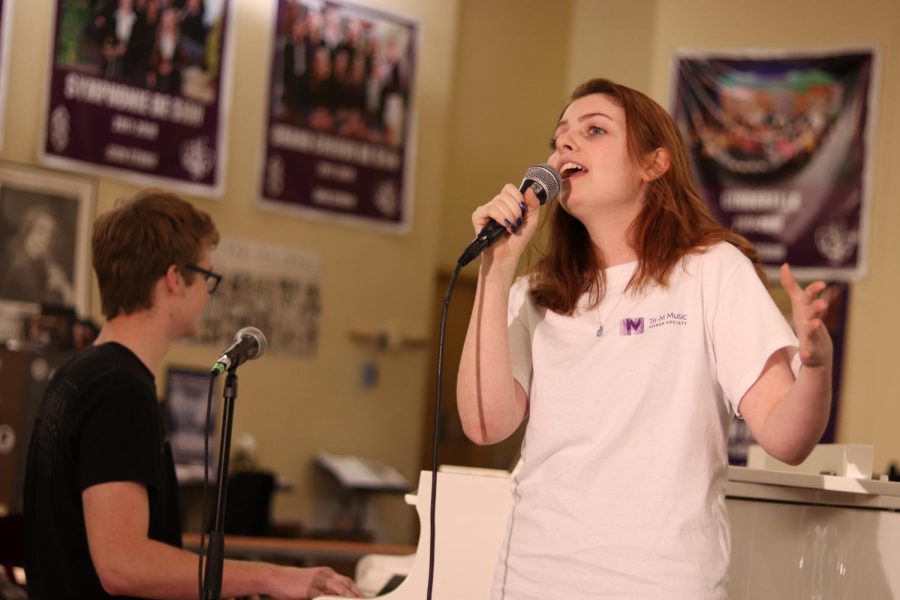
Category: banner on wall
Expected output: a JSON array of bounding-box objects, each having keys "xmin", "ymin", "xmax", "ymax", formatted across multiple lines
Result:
[
  {"xmin": 38, "ymin": 0, "xmax": 234, "ymax": 197},
  {"xmin": 259, "ymin": 0, "xmax": 419, "ymax": 232},
  {"xmin": 188, "ymin": 238, "xmax": 322, "ymax": 358},
  {"xmin": 0, "ymin": 0, "xmax": 13, "ymax": 150},
  {"xmin": 671, "ymin": 49, "xmax": 877, "ymax": 281}
]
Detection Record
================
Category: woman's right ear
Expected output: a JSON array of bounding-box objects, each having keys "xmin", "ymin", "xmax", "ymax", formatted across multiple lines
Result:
[{"xmin": 642, "ymin": 148, "xmax": 671, "ymax": 182}]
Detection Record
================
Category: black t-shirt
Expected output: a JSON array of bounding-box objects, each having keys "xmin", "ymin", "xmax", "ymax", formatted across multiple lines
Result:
[{"xmin": 24, "ymin": 342, "xmax": 182, "ymax": 599}]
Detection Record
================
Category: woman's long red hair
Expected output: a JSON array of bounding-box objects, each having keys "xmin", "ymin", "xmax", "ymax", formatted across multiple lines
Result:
[{"xmin": 528, "ymin": 78, "xmax": 761, "ymax": 315}]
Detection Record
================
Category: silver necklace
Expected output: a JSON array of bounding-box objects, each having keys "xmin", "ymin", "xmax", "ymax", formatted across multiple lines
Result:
[{"xmin": 595, "ymin": 290, "xmax": 627, "ymax": 337}]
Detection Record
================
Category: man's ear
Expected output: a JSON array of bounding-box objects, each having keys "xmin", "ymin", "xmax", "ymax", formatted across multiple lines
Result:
[
  {"xmin": 162, "ymin": 264, "xmax": 184, "ymax": 294},
  {"xmin": 642, "ymin": 148, "xmax": 671, "ymax": 182}
]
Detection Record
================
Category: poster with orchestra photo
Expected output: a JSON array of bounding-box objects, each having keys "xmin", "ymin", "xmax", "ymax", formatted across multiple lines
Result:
[
  {"xmin": 671, "ymin": 48, "xmax": 877, "ymax": 281},
  {"xmin": 259, "ymin": 0, "xmax": 419, "ymax": 232},
  {"xmin": 39, "ymin": 0, "xmax": 234, "ymax": 196}
]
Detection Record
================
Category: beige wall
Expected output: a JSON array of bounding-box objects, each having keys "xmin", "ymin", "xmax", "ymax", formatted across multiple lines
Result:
[
  {"xmin": 437, "ymin": 0, "xmax": 573, "ymax": 269},
  {"xmin": 564, "ymin": 0, "xmax": 657, "ymax": 94},
  {"xmin": 1, "ymin": 0, "xmax": 459, "ymax": 543}
]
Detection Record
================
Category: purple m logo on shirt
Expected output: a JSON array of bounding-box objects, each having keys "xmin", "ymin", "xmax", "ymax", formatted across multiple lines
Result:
[{"xmin": 619, "ymin": 317, "xmax": 644, "ymax": 335}]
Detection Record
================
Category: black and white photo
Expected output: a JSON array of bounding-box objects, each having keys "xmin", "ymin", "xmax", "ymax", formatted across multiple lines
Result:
[{"xmin": 0, "ymin": 163, "xmax": 94, "ymax": 340}]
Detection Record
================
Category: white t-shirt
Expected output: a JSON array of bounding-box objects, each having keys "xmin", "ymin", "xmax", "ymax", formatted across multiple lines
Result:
[{"xmin": 494, "ymin": 242, "xmax": 798, "ymax": 600}]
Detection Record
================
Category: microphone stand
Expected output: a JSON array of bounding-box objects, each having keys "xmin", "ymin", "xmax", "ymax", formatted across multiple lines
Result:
[{"xmin": 202, "ymin": 368, "xmax": 238, "ymax": 600}]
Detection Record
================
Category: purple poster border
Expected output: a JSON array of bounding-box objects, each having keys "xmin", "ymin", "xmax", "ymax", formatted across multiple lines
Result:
[
  {"xmin": 258, "ymin": 0, "xmax": 419, "ymax": 233},
  {"xmin": 38, "ymin": 0, "xmax": 235, "ymax": 197},
  {"xmin": 0, "ymin": 0, "xmax": 13, "ymax": 151},
  {"xmin": 670, "ymin": 47, "xmax": 879, "ymax": 282}
]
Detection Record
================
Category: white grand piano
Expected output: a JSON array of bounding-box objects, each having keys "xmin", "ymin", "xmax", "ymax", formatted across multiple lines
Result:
[{"xmin": 319, "ymin": 446, "xmax": 900, "ymax": 599}]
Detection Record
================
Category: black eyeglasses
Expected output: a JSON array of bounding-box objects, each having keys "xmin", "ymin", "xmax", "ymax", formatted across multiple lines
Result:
[{"xmin": 185, "ymin": 263, "xmax": 223, "ymax": 294}]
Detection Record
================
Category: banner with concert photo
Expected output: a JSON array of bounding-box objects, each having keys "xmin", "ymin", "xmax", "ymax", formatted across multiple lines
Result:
[
  {"xmin": 671, "ymin": 49, "xmax": 877, "ymax": 281},
  {"xmin": 39, "ymin": 0, "xmax": 233, "ymax": 196},
  {"xmin": 259, "ymin": 0, "xmax": 418, "ymax": 232}
]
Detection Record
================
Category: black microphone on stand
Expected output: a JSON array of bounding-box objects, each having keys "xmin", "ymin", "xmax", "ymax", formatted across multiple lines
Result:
[
  {"xmin": 202, "ymin": 327, "xmax": 266, "ymax": 600},
  {"xmin": 457, "ymin": 163, "xmax": 562, "ymax": 267},
  {"xmin": 210, "ymin": 326, "xmax": 267, "ymax": 375}
]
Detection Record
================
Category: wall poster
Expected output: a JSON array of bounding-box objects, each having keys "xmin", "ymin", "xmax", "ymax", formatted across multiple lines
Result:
[
  {"xmin": 189, "ymin": 237, "xmax": 322, "ymax": 358},
  {"xmin": 40, "ymin": 0, "xmax": 234, "ymax": 196},
  {"xmin": 671, "ymin": 48, "xmax": 877, "ymax": 281},
  {"xmin": 259, "ymin": 0, "xmax": 419, "ymax": 232},
  {"xmin": 0, "ymin": 0, "xmax": 14, "ymax": 150}
]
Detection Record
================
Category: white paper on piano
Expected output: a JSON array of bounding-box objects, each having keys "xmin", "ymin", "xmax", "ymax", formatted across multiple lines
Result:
[{"xmin": 315, "ymin": 452, "xmax": 410, "ymax": 491}]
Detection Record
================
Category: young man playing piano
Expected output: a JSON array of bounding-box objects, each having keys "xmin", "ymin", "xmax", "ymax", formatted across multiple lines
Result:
[{"xmin": 24, "ymin": 189, "xmax": 362, "ymax": 599}]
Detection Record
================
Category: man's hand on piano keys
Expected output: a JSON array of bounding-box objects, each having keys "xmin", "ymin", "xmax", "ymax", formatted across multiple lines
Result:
[{"xmin": 269, "ymin": 565, "xmax": 363, "ymax": 598}]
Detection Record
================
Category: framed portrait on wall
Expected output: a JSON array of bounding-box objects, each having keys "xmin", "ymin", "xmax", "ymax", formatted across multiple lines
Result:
[{"xmin": 0, "ymin": 162, "xmax": 95, "ymax": 341}]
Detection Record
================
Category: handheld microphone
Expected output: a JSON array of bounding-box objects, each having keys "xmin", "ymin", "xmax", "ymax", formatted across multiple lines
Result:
[
  {"xmin": 457, "ymin": 164, "xmax": 562, "ymax": 266},
  {"xmin": 211, "ymin": 326, "xmax": 267, "ymax": 375}
]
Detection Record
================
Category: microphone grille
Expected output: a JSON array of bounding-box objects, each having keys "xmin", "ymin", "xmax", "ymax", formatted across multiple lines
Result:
[
  {"xmin": 235, "ymin": 326, "xmax": 267, "ymax": 360},
  {"xmin": 524, "ymin": 164, "xmax": 563, "ymax": 204}
]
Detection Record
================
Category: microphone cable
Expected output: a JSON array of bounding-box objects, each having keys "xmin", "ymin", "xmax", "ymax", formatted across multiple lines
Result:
[
  {"xmin": 198, "ymin": 372, "xmax": 217, "ymax": 600},
  {"xmin": 426, "ymin": 165, "xmax": 558, "ymax": 598},
  {"xmin": 426, "ymin": 260, "xmax": 464, "ymax": 600}
]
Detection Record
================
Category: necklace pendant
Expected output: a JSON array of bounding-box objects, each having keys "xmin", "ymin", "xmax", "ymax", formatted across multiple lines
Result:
[{"xmin": 596, "ymin": 326, "xmax": 603, "ymax": 337}]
